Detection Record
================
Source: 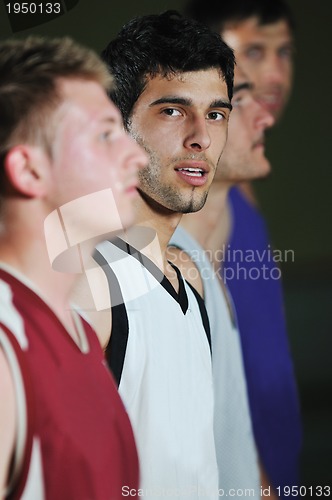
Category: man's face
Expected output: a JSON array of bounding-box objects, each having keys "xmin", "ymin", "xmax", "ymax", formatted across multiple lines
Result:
[
  {"xmin": 222, "ymin": 17, "xmax": 294, "ymax": 121},
  {"xmin": 128, "ymin": 69, "xmax": 231, "ymax": 214},
  {"xmin": 216, "ymin": 66, "xmax": 274, "ymax": 183},
  {"xmin": 48, "ymin": 78, "xmax": 147, "ymax": 237}
]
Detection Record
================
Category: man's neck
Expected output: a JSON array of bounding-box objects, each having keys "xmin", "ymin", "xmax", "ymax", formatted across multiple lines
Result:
[
  {"xmin": 121, "ymin": 196, "xmax": 182, "ymax": 272},
  {"xmin": 180, "ymin": 181, "xmax": 232, "ymax": 257},
  {"xmin": 117, "ymin": 196, "xmax": 183, "ymax": 293},
  {"xmin": 0, "ymin": 204, "xmax": 81, "ymax": 331}
]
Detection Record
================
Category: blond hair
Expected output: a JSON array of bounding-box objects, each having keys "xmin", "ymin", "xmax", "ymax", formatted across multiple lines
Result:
[{"xmin": 0, "ymin": 35, "xmax": 113, "ymax": 162}]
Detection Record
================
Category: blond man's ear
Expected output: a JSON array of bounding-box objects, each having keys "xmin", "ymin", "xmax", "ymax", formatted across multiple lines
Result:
[{"xmin": 4, "ymin": 144, "xmax": 50, "ymax": 198}]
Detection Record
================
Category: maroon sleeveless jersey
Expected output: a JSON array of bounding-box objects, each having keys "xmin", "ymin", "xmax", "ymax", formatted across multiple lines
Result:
[{"xmin": 0, "ymin": 267, "xmax": 139, "ymax": 499}]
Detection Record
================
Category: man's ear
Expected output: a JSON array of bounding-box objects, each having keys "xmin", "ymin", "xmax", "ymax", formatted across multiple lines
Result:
[{"xmin": 4, "ymin": 145, "xmax": 49, "ymax": 198}]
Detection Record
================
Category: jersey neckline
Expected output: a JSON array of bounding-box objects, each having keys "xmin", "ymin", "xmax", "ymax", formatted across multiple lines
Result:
[{"xmin": 97, "ymin": 237, "xmax": 189, "ymax": 314}]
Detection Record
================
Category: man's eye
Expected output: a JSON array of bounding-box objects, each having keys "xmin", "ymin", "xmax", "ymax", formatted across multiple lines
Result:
[
  {"xmin": 100, "ymin": 130, "xmax": 112, "ymax": 141},
  {"xmin": 162, "ymin": 108, "xmax": 182, "ymax": 117},
  {"xmin": 246, "ymin": 47, "xmax": 263, "ymax": 61},
  {"xmin": 232, "ymin": 96, "xmax": 243, "ymax": 108},
  {"xmin": 279, "ymin": 46, "xmax": 294, "ymax": 59},
  {"xmin": 207, "ymin": 111, "xmax": 225, "ymax": 121}
]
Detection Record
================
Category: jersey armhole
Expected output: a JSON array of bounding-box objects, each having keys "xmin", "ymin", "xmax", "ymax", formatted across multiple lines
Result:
[
  {"xmin": 0, "ymin": 326, "xmax": 34, "ymax": 498},
  {"xmin": 92, "ymin": 252, "xmax": 129, "ymax": 387}
]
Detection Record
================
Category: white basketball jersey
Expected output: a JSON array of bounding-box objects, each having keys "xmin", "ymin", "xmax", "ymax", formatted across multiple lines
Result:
[{"xmin": 95, "ymin": 237, "xmax": 219, "ymax": 499}]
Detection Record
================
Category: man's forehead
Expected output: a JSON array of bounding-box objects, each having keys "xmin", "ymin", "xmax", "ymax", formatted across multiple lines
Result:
[
  {"xmin": 57, "ymin": 78, "xmax": 120, "ymax": 120},
  {"xmin": 235, "ymin": 64, "xmax": 248, "ymax": 80},
  {"xmin": 233, "ymin": 62, "xmax": 252, "ymax": 88},
  {"xmin": 145, "ymin": 68, "xmax": 224, "ymax": 84},
  {"xmin": 224, "ymin": 17, "xmax": 293, "ymax": 42},
  {"xmin": 143, "ymin": 69, "xmax": 228, "ymax": 97}
]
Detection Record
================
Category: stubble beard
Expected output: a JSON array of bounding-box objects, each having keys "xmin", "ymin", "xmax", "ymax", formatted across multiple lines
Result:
[{"xmin": 131, "ymin": 132, "xmax": 209, "ymax": 214}]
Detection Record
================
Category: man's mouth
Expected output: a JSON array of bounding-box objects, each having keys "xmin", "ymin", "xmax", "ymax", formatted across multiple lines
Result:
[
  {"xmin": 174, "ymin": 162, "xmax": 209, "ymax": 187},
  {"xmin": 175, "ymin": 167, "xmax": 205, "ymax": 177},
  {"xmin": 257, "ymin": 92, "xmax": 285, "ymax": 113}
]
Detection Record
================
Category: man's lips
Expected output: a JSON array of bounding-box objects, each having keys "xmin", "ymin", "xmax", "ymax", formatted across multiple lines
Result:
[
  {"xmin": 123, "ymin": 178, "xmax": 139, "ymax": 195},
  {"xmin": 174, "ymin": 161, "xmax": 210, "ymax": 187},
  {"xmin": 253, "ymin": 137, "xmax": 265, "ymax": 149},
  {"xmin": 257, "ymin": 93, "xmax": 285, "ymax": 113}
]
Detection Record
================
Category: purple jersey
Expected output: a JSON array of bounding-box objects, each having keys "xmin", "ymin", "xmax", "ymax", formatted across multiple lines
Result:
[{"xmin": 223, "ymin": 186, "xmax": 302, "ymax": 493}]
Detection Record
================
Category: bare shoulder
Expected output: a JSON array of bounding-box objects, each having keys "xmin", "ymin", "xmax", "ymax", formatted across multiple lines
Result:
[
  {"xmin": 0, "ymin": 345, "xmax": 17, "ymax": 496},
  {"xmin": 166, "ymin": 246, "xmax": 204, "ymax": 299}
]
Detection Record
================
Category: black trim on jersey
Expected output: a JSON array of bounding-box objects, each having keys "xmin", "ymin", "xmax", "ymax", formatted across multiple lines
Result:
[
  {"xmin": 110, "ymin": 237, "xmax": 189, "ymax": 314},
  {"xmin": 93, "ymin": 238, "xmax": 211, "ymax": 384},
  {"xmin": 167, "ymin": 261, "xmax": 188, "ymax": 314},
  {"xmin": 93, "ymin": 249, "xmax": 128, "ymax": 386},
  {"xmin": 186, "ymin": 281, "xmax": 212, "ymax": 354}
]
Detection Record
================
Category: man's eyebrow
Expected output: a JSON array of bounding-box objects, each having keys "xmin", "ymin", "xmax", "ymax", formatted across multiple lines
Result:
[
  {"xmin": 101, "ymin": 116, "xmax": 120, "ymax": 125},
  {"xmin": 149, "ymin": 96, "xmax": 192, "ymax": 107},
  {"xmin": 280, "ymin": 41, "xmax": 296, "ymax": 52},
  {"xmin": 233, "ymin": 82, "xmax": 253, "ymax": 94},
  {"xmin": 210, "ymin": 99, "xmax": 232, "ymax": 111},
  {"xmin": 150, "ymin": 96, "xmax": 232, "ymax": 111}
]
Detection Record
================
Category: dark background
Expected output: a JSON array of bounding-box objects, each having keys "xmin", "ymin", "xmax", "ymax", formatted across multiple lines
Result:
[{"xmin": 1, "ymin": 0, "xmax": 331, "ymax": 488}]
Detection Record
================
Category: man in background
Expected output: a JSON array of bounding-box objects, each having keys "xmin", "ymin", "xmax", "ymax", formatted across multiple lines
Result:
[{"xmin": 183, "ymin": 0, "xmax": 302, "ymax": 494}]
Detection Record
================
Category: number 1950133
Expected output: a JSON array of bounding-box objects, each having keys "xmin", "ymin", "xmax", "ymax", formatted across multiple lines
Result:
[{"xmin": 6, "ymin": 2, "xmax": 61, "ymax": 14}]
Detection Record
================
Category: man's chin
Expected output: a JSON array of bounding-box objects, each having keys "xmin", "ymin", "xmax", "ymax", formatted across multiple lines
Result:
[
  {"xmin": 180, "ymin": 197, "xmax": 208, "ymax": 214},
  {"xmin": 137, "ymin": 187, "xmax": 208, "ymax": 215}
]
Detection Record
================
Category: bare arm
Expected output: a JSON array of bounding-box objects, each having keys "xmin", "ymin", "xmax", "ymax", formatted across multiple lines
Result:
[
  {"xmin": 72, "ymin": 271, "xmax": 112, "ymax": 351},
  {"xmin": 0, "ymin": 347, "xmax": 16, "ymax": 499}
]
